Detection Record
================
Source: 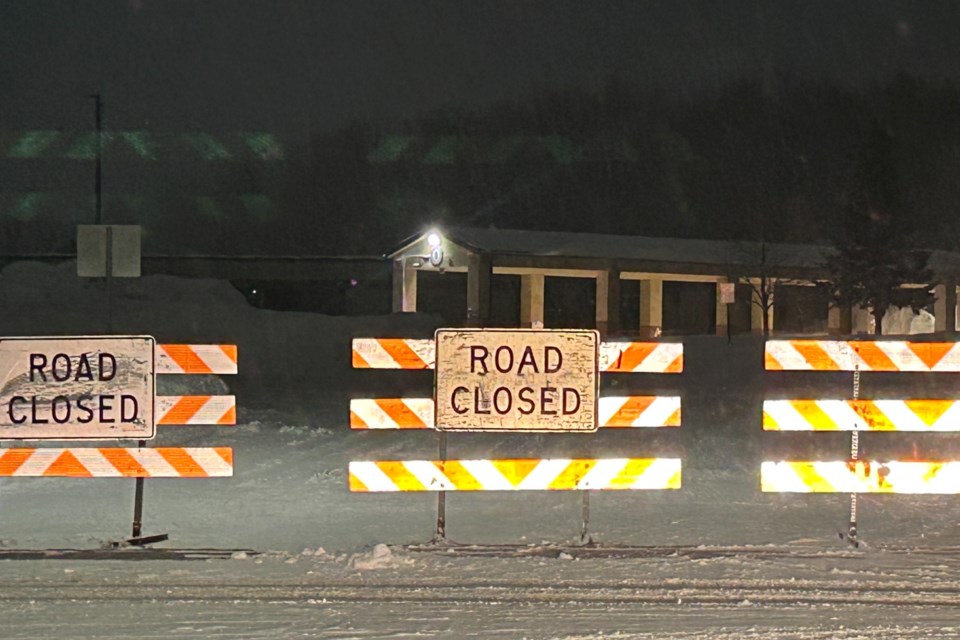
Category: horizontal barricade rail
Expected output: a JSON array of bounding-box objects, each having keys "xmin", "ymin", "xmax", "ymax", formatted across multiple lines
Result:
[
  {"xmin": 349, "ymin": 458, "xmax": 682, "ymax": 492},
  {"xmin": 0, "ymin": 447, "xmax": 233, "ymax": 477},
  {"xmin": 763, "ymin": 399, "xmax": 960, "ymax": 431},
  {"xmin": 761, "ymin": 460, "xmax": 960, "ymax": 494},
  {"xmin": 157, "ymin": 395, "xmax": 237, "ymax": 425},
  {"xmin": 352, "ymin": 338, "xmax": 683, "ymax": 373},
  {"xmin": 765, "ymin": 339, "xmax": 960, "ymax": 372},
  {"xmin": 350, "ymin": 396, "xmax": 681, "ymax": 429}
]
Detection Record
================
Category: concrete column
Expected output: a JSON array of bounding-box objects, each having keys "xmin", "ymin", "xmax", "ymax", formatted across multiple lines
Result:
[
  {"xmin": 715, "ymin": 280, "xmax": 729, "ymax": 337},
  {"xmin": 934, "ymin": 281, "xmax": 958, "ymax": 336},
  {"xmin": 595, "ymin": 268, "xmax": 621, "ymax": 338},
  {"xmin": 828, "ymin": 303, "xmax": 853, "ymax": 336},
  {"xmin": 639, "ymin": 278, "xmax": 663, "ymax": 338},
  {"xmin": 520, "ymin": 274, "xmax": 545, "ymax": 328},
  {"xmin": 391, "ymin": 258, "xmax": 417, "ymax": 313},
  {"xmin": 852, "ymin": 306, "xmax": 872, "ymax": 335},
  {"xmin": 466, "ymin": 252, "xmax": 492, "ymax": 327}
]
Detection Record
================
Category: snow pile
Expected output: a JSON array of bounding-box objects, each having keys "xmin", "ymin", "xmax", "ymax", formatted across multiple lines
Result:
[
  {"xmin": 882, "ymin": 305, "xmax": 935, "ymax": 335},
  {"xmin": 348, "ymin": 543, "xmax": 408, "ymax": 570}
]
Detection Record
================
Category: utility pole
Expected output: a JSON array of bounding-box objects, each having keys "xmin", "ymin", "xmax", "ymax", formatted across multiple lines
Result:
[{"xmin": 91, "ymin": 93, "xmax": 103, "ymax": 225}]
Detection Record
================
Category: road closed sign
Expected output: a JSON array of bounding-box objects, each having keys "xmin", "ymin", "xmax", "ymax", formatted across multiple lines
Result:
[
  {"xmin": 435, "ymin": 329, "xmax": 598, "ymax": 432},
  {"xmin": 0, "ymin": 336, "xmax": 155, "ymax": 440}
]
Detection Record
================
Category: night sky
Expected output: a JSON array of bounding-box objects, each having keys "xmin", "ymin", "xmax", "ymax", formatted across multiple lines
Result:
[{"xmin": 5, "ymin": 1, "xmax": 960, "ymax": 136}]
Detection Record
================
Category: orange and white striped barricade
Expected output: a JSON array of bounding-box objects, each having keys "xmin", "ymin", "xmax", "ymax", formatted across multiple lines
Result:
[
  {"xmin": 0, "ymin": 339, "xmax": 238, "ymax": 545},
  {"xmin": 763, "ymin": 339, "xmax": 960, "ymax": 545},
  {"xmin": 350, "ymin": 333, "xmax": 683, "ymax": 542}
]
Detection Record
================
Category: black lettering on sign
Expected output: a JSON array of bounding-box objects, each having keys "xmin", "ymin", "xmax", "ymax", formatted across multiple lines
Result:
[
  {"xmin": 51, "ymin": 395, "xmax": 71, "ymax": 424},
  {"xmin": 31, "ymin": 398, "xmax": 48, "ymax": 424},
  {"xmin": 493, "ymin": 387, "xmax": 512, "ymax": 414},
  {"xmin": 470, "ymin": 346, "xmax": 489, "ymax": 374},
  {"xmin": 99, "ymin": 353, "xmax": 117, "ymax": 381},
  {"xmin": 544, "ymin": 346, "xmax": 562, "ymax": 373},
  {"xmin": 562, "ymin": 388, "xmax": 581, "ymax": 415},
  {"xmin": 541, "ymin": 386, "xmax": 558, "ymax": 415},
  {"xmin": 473, "ymin": 387, "xmax": 491, "ymax": 414},
  {"xmin": 99, "ymin": 395, "xmax": 115, "ymax": 423},
  {"xmin": 121, "ymin": 395, "xmax": 138, "ymax": 422},
  {"xmin": 8, "ymin": 396, "xmax": 26, "ymax": 424},
  {"xmin": 75, "ymin": 353, "xmax": 94, "ymax": 382},
  {"xmin": 76, "ymin": 395, "xmax": 94, "ymax": 424},
  {"xmin": 517, "ymin": 387, "xmax": 536, "ymax": 415},
  {"xmin": 29, "ymin": 354, "xmax": 47, "ymax": 382},
  {"xmin": 494, "ymin": 346, "xmax": 514, "ymax": 373},
  {"xmin": 451, "ymin": 386, "xmax": 469, "ymax": 414},
  {"xmin": 51, "ymin": 353, "xmax": 71, "ymax": 382},
  {"xmin": 516, "ymin": 346, "xmax": 539, "ymax": 375}
]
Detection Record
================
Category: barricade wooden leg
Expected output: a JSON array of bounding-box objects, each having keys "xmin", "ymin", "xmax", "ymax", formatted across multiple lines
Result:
[
  {"xmin": 132, "ymin": 440, "xmax": 145, "ymax": 538},
  {"xmin": 580, "ymin": 491, "xmax": 591, "ymax": 544},
  {"xmin": 435, "ymin": 432, "xmax": 447, "ymax": 541}
]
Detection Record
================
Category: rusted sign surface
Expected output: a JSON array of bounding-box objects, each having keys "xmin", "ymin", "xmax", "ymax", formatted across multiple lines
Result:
[
  {"xmin": 434, "ymin": 329, "xmax": 598, "ymax": 432},
  {"xmin": 0, "ymin": 336, "xmax": 155, "ymax": 440}
]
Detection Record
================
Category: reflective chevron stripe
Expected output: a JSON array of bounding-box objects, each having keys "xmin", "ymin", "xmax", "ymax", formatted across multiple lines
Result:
[
  {"xmin": 598, "ymin": 342, "xmax": 683, "ymax": 373},
  {"xmin": 157, "ymin": 396, "xmax": 236, "ymax": 425},
  {"xmin": 348, "ymin": 458, "xmax": 681, "ymax": 491},
  {"xmin": 350, "ymin": 396, "xmax": 681, "ymax": 429},
  {"xmin": 765, "ymin": 340, "xmax": 960, "ymax": 372},
  {"xmin": 156, "ymin": 344, "xmax": 237, "ymax": 374},
  {"xmin": 763, "ymin": 399, "xmax": 960, "ymax": 431},
  {"xmin": 0, "ymin": 448, "xmax": 233, "ymax": 477},
  {"xmin": 352, "ymin": 338, "xmax": 682, "ymax": 373},
  {"xmin": 761, "ymin": 460, "xmax": 960, "ymax": 493}
]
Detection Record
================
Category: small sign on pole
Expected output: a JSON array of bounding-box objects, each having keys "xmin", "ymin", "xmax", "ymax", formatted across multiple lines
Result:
[
  {"xmin": 719, "ymin": 282, "xmax": 736, "ymax": 305},
  {"xmin": 434, "ymin": 329, "xmax": 599, "ymax": 432},
  {"xmin": 0, "ymin": 336, "xmax": 155, "ymax": 440}
]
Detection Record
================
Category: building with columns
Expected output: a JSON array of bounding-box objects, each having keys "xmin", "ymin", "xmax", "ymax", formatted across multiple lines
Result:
[{"xmin": 389, "ymin": 227, "xmax": 960, "ymax": 338}]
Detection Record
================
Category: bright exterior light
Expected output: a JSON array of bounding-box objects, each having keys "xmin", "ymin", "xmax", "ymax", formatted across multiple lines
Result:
[{"xmin": 427, "ymin": 232, "xmax": 442, "ymax": 248}]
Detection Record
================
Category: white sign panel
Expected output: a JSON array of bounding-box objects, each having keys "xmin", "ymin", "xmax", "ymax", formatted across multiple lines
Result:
[
  {"xmin": 434, "ymin": 329, "xmax": 598, "ymax": 432},
  {"xmin": 0, "ymin": 336, "xmax": 155, "ymax": 440}
]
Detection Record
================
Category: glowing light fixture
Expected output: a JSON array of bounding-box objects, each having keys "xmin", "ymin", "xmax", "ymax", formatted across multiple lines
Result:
[{"xmin": 427, "ymin": 231, "xmax": 442, "ymax": 248}]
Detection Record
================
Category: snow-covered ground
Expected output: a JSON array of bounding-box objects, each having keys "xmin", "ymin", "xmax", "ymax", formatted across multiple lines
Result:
[{"xmin": 1, "ymin": 262, "xmax": 960, "ymax": 638}]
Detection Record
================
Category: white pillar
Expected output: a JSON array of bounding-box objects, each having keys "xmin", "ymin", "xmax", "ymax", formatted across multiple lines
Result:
[
  {"xmin": 934, "ymin": 281, "xmax": 958, "ymax": 336},
  {"xmin": 466, "ymin": 252, "xmax": 492, "ymax": 327},
  {"xmin": 520, "ymin": 274, "xmax": 545, "ymax": 328},
  {"xmin": 391, "ymin": 258, "xmax": 417, "ymax": 313},
  {"xmin": 639, "ymin": 278, "xmax": 663, "ymax": 338},
  {"xmin": 595, "ymin": 268, "xmax": 621, "ymax": 337},
  {"xmin": 715, "ymin": 280, "xmax": 729, "ymax": 337}
]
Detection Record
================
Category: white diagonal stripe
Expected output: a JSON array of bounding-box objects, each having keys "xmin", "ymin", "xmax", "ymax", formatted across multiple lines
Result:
[
  {"xmin": 761, "ymin": 461, "xmax": 813, "ymax": 493},
  {"xmin": 639, "ymin": 397, "xmax": 682, "ymax": 426},
  {"xmin": 576, "ymin": 459, "xmax": 627, "ymax": 489},
  {"xmin": 71, "ymin": 449, "xmax": 123, "ymax": 477},
  {"xmin": 349, "ymin": 461, "xmax": 400, "ymax": 492},
  {"xmin": 352, "ymin": 339, "xmax": 397, "ymax": 368},
  {"xmin": 459, "ymin": 459, "xmax": 514, "ymax": 490},
  {"xmin": 763, "ymin": 400, "xmax": 809, "ymax": 430},
  {"xmin": 932, "ymin": 345, "xmax": 960, "ymax": 372},
  {"xmin": 403, "ymin": 461, "xmax": 454, "ymax": 491},
  {"xmin": 128, "ymin": 449, "xmax": 177, "ymax": 477},
  {"xmin": 186, "ymin": 448, "xmax": 233, "ymax": 476},
  {"xmin": 765, "ymin": 341, "xmax": 812, "ymax": 370},
  {"xmin": 406, "ymin": 340, "xmax": 436, "ymax": 367},
  {"xmin": 350, "ymin": 399, "xmax": 399, "ymax": 428},
  {"xmin": 517, "ymin": 459, "xmax": 572, "ymax": 490},
  {"xmin": 12, "ymin": 450, "xmax": 61, "ymax": 476},
  {"xmin": 871, "ymin": 401, "xmax": 926, "ymax": 431},
  {"xmin": 816, "ymin": 400, "xmax": 863, "ymax": 430},
  {"xmin": 631, "ymin": 458, "xmax": 681, "ymax": 489}
]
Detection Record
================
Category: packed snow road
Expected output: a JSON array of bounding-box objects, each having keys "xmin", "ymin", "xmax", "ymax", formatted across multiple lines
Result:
[{"xmin": 2, "ymin": 546, "xmax": 960, "ymax": 639}]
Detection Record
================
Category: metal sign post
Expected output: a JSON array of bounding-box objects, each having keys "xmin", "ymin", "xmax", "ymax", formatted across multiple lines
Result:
[{"xmin": 846, "ymin": 365, "xmax": 862, "ymax": 548}]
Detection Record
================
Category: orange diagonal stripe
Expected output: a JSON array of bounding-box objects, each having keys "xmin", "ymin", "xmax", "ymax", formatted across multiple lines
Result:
[
  {"xmin": 375, "ymin": 399, "xmax": 428, "ymax": 428},
  {"xmin": 99, "ymin": 448, "xmax": 149, "ymax": 477},
  {"xmin": 792, "ymin": 462, "xmax": 837, "ymax": 492},
  {"xmin": 608, "ymin": 458, "xmax": 655, "ymax": 488},
  {"xmin": 790, "ymin": 400, "xmax": 840, "ymax": 431},
  {"xmin": 665, "ymin": 354, "xmax": 683, "ymax": 373},
  {"xmin": 0, "ymin": 449, "xmax": 34, "ymax": 475},
  {"xmin": 377, "ymin": 339, "xmax": 427, "ymax": 369},
  {"xmin": 349, "ymin": 472, "xmax": 370, "ymax": 492},
  {"xmin": 44, "ymin": 451, "xmax": 92, "ymax": 477},
  {"xmin": 352, "ymin": 350, "xmax": 371, "ymax": 368},
  {"xmin": 764, "ymin": 349, "xmax": 783, "ymax": 370},
  {"xmin": 791, "ymin": 342, "xmax": 840, "ymax": 371},
  {"xmin": 664, "ymin": 408, "xmax": 681, "ymax": 427},
  {"xmin": 437, "ymin": 461, "xmax": 483, "ymax": 490},
  {"xmin": 604, "ymin": 397, "xmax": 654, "ymax": 427},
  {"xmin": 214, "ymin": 447, "xmax": 233, "ymax": 466},
  {"xmin": 492, "ymin": 459, "xmax": 540, "ymax": 486},
  {"xmin": 161, "ymin": 345, "xmax": 213, "ymax": 374},
  {"xmin": 374, "ymin": 461, "xmax": 426, "ymax": 491},
  {"xmin": 157, "ymin": 448, "xmax": 208, "ymax": 477},
  {"xmin": 852, "ymin": 342, "xmax": 897, "ymax": 371},
  {"xmin": 610, "ymin": 343, "xmax": 656, "ymax": 372},
  {"xmin": 908, "ymin": 343, "xmax": 955, "ymax": 371},
  {"xmin": 904, "ymin": 400, "xmax": 955, "ymax": 428},
  {"xmin": 850, "ymin": 400, "xmax": 895, "ymax": 431},
  {"xmin": 549, "ymin": 460, "xmax": 597, "ymax": 490},
  {"xmin": 217, "ymin": 406, "xmax": 236, "ymax": 425},
  {"xmin": 219, "ymin": 345, "xmax": 238, "ymax": 364},
  {"xmin": 159, "ymin": 396, "xmax": 209, "ymax": 424},
  {"xmin": 349, "ymin": 410, "xmax": 370, "ymax": 429}
]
